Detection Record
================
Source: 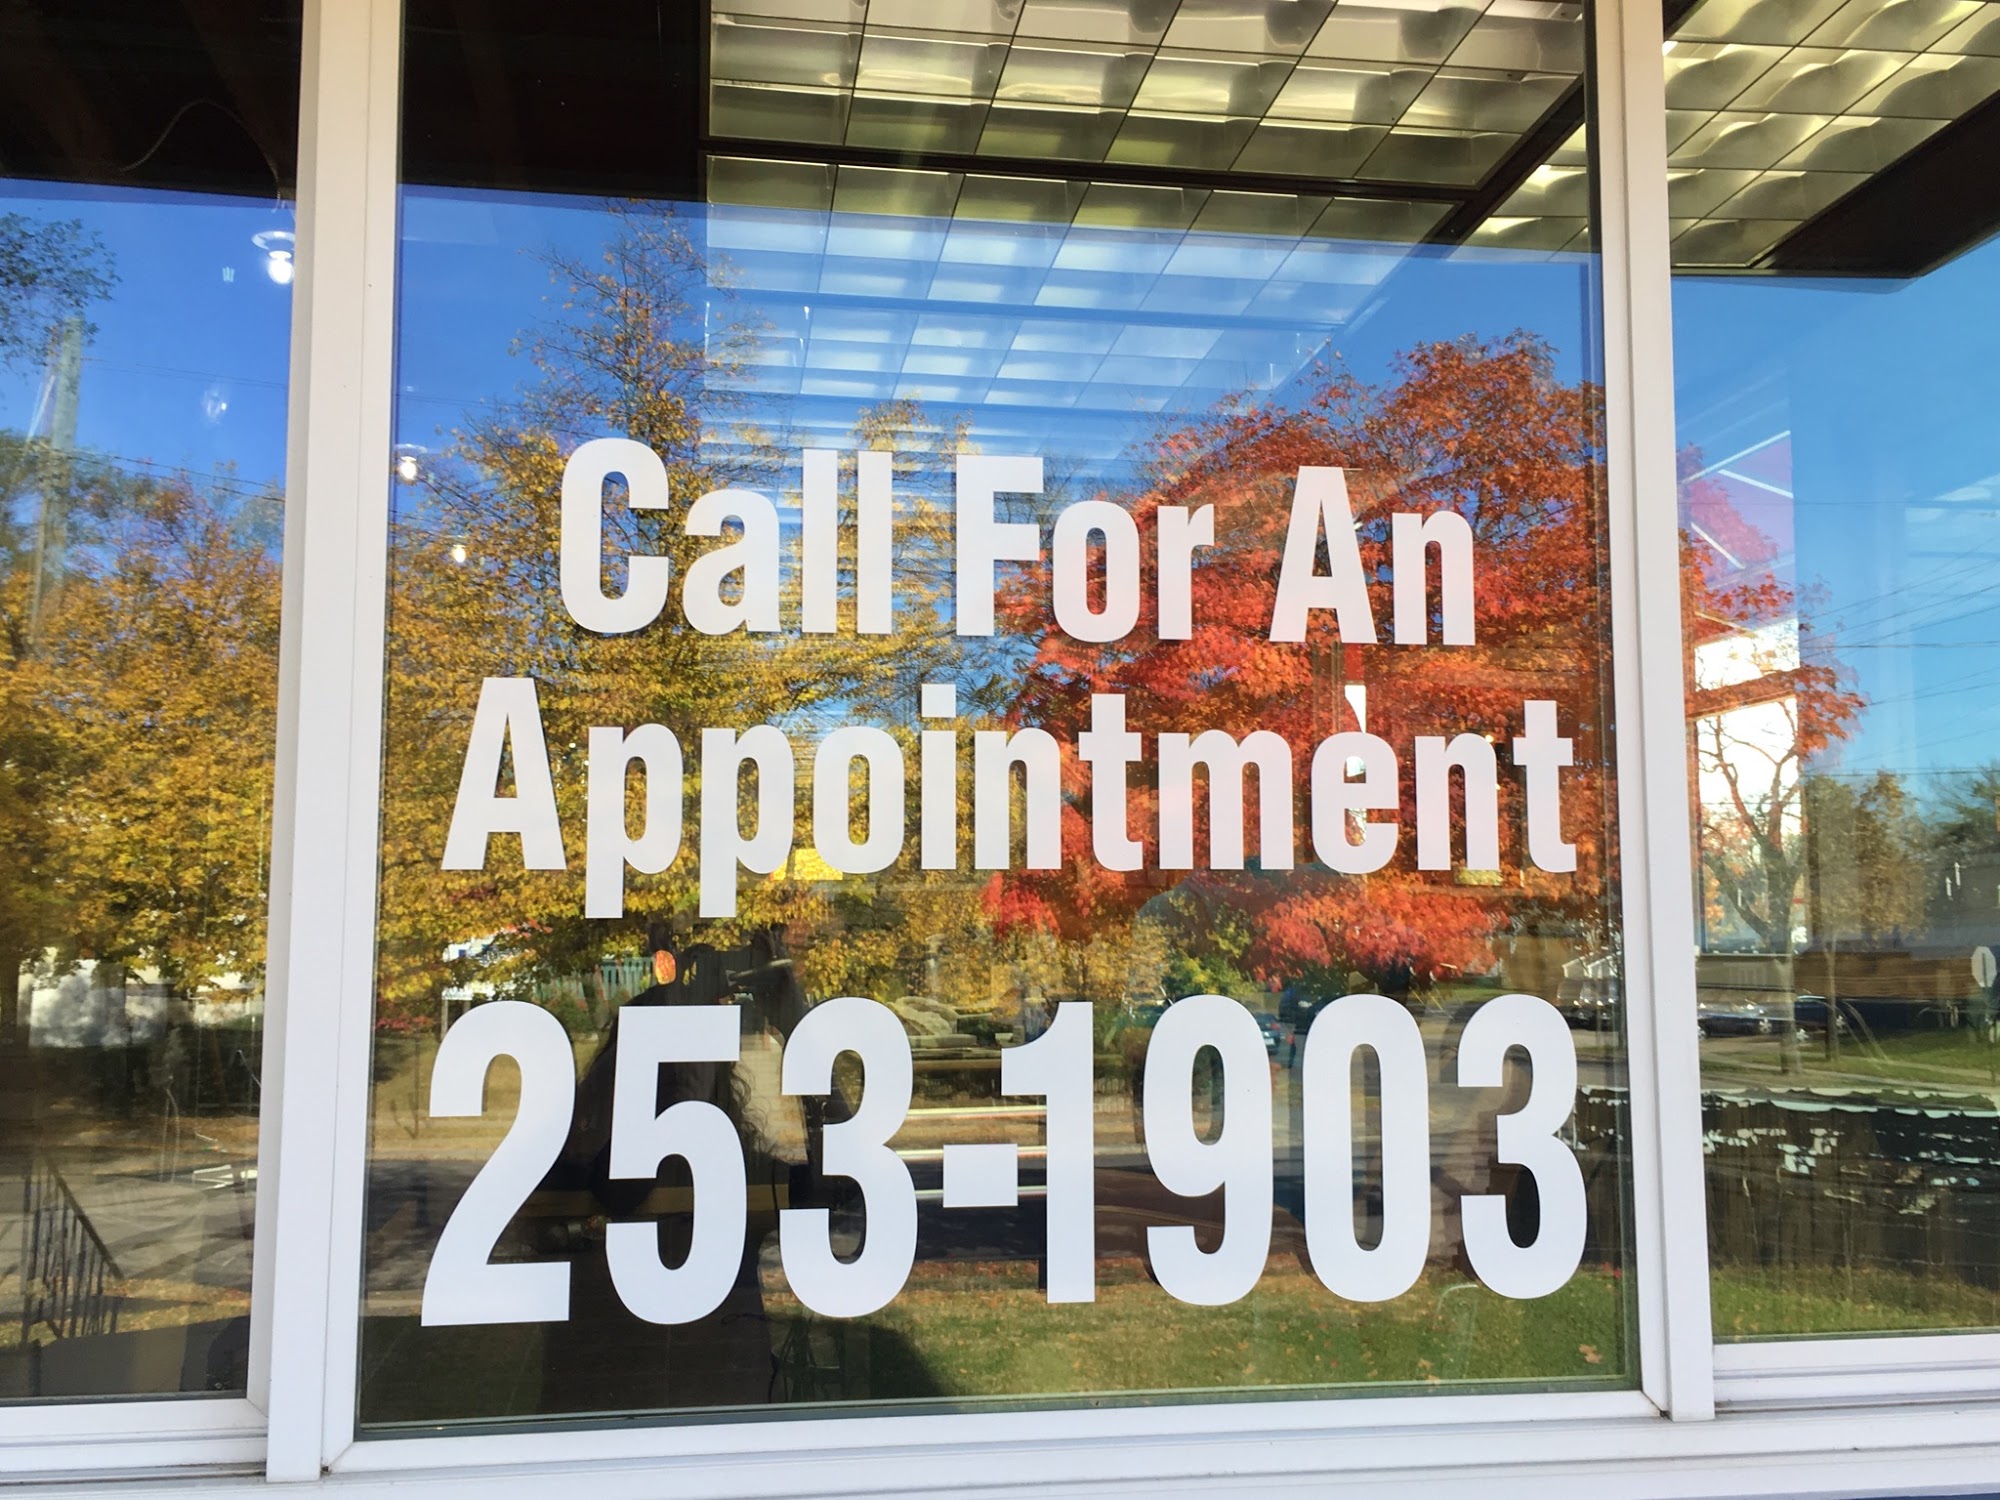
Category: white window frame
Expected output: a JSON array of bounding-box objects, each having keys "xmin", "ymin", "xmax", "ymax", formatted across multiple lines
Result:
[
  {"xmin": 10, "ymin": 0, "xmax": 2000, "ymax": 1490},
  {"xmin": 0, "ymin": 1399, "xmax": 263, "ymax": 1477},
  {"xmin": 265, "ymin": 0, "xmax": 1707, "ymax": 1483}
]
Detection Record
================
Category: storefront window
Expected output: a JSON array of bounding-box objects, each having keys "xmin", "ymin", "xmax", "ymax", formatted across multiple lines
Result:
[
  {"xmin": 0, "ymin": 4, "xmax": 298, "ymax": 1398},
  {"xmin": 1669, "ymin": 0, "xmax": 2000, "ymax": 1337},
  {"xmin": 358, "ymin": 0, "xmax": 1637, "ymax": 1429}
]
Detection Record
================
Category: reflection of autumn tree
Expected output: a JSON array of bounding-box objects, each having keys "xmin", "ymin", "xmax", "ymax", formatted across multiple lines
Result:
[
  {"xmin": 1803, "ymin": 771, "xmax": 1927, "ymax": 949},
  {"xmin": 0, "ymin": 213, "xmax": 119, "ymax": 1028},
  {"xmin": 730, "ymin": 399, "xmax": 1156, "ymax": 1019},
  {"xmin": 1681, "ymin": 458, "xmax": 1863, "ymax": 953},
  {"xmin": 1929, "ymin": 765, "xmax": 2000, "ymax": 873},
  {"xmin": 1926, "ymin": 765, "xmax": 2000, "ymax": 946},
  {"xmin": 381, "ymin": 205, "xmax": 771, "ymax": 1012},
  {"xmin": 992, "ymin": 334, "xmax": 1616, "ymax": 987},
  {"xmin": 376, "ymin": 209, "xmax": 963, "ymax": 1018},
  {"xmin": 0, "ymin": 474, "xmax": 280, "ymax": 995},
  {"xmin": 778, "ymin": 398, "xmax": 975, "ymax": 1006},
  {"xmin": 0, "ymin": 563, "xmax": 64, "ymax": 1024},
  {"xmin": 799, "ymin": 401, "xmax": 1184, "ymax": 1017}
]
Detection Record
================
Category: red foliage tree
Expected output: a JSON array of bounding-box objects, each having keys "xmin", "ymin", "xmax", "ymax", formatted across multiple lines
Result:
[{"xmin": 988, "ymin": 333, "xmax": 1617, "ymax": 987}]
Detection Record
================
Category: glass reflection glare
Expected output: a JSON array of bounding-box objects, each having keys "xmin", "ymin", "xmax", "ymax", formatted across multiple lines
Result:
[
  {"xmin": 0, "ymin": 183, "xmax": 289, "ymax": 1400},
  {"xmin": 359, "ymin": 182, "xmax": 1635, "ymax": 1428},
  {"xmin": 1677, "ymin": 208, "xmax": 2000, "ymax": 1339}
]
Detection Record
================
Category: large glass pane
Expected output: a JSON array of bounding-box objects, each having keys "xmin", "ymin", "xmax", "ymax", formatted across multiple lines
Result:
[
  {"xmin": 1671, "ymin": 0, "xmax": 2000, "ymax": 1337},
  {"xmin": 0, "ymin": 4, "xmax": 299, "ymax": 1397},
  {"xmin": 358, "ymin": 0, "xmax": 1638, "ymax": 1430}
]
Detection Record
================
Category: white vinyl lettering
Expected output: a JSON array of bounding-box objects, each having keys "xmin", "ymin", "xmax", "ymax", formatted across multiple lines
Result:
[
  {"xmin": 683, "ymin": 486, "xmax": 781, "ymax": 635},
  {"xmin": 918, "ymin": 682, "xmax": 959, "ymax": 871},
  {"xmin": 954, "ymin": 455, "xmax": 1042, "ymax": 638},
  {"xmin": 1458, "ymin": 994, "xmax": 1586, "ymax": 1299},
  {"xmin": 1158, "ymin": 729, "xmax": 1293, "ymax": 871},
  {"xmin": 1308, "ymin": 731, "xmax": 1399, "ymax": 874},
  {"xmin": 698, "ymin": 726, "xmax": 794, "ymax": 918},
  {"xmin": 422, "ymin": 1002, "xmax": 575, "ymax": 1325},
  {"xmin": 1270, "ymin": 467, "xmax": 1376, "ymax": 645},
  {"xmin": 799, "ymin": 448, "xmax": 840, "ymax": 635},
  {"xmin": 559, "ymin": 437, "xmax": 673, "ymax": 635},
  {"xmin": 584, "ymin": 724, "xmax": 682, "ymax": 919},
  {"xmin": 441, "ymin": 676, "xmax": 567, "ymax": 872},
  {"xmin": 1051, "ymin": 498, "xmax": 1141, "ymax": 643},
  {"xmin": 856, "ymin": 448, "xmax": 895, "ymax": 635},
  {"xmin": 605, "ymin": 1006, "xmax": 748, "ymax": 1324},
  {"xmin": 1077, "ymin": 693, "xmax": 1142, "ymax": 873},
  {"xmin": 414, "ymin": 991, "xmax": 1591, "ymax": 1322},
  {"xmin": 1002, "ymin": 1002, "xmax": 1096, "ymax": 1303},
  {"xmin": 1303, "ymin": 995, "xmax": 1430, "ymax": 1302},
  {"xmin": 1514, "ymin": 699, "xmax": 1578, "ymax": 873},
  {"xmin": 1414, "ymin": 732, "xmax": 1500, "ymax": 871},
  {"xmin": 972, "ymin": 727, "xmax": 1062, "ymax": 870},
  {"xmin": 813, "ymin": 726, "xmax": 905, "ymax": 875},
  {"xmin": 779, "ymin": 997, "xmax": 917, "ymax": 1317},
  {"xmin": 1156, "ymin": 504, "xmax": 1213, "ymax": 641},
  {"xmin": 1142, "ymin": 995, "xmax": 1273, "ymax": 1306},
  {"xmin": 1391, "ymin": 509, "xmax": 1476, "ymax": 646}
]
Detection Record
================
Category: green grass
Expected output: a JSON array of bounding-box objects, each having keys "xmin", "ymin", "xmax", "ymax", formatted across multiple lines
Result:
[
  {"xmin": 359, "ymin": 1255, "xmax": 2000, "ymax": 1425},
  {"xmin": 1711, "ymin": 1263, "xmax": 2000, "ymax": 1339},
  {"xmin": 1829, "ymin": 1026, "xmax": 2000, "ymax": 1083},
  {"xmin": 763, "ymin": 1259, "xmax": 1628, "ymax": 1405},
  {"xmin": 1700, "ymin": 1023, "xmax": 2000, "ymax": 1094},
  {"xmin": 358, "ymin": 1260, "xmax": 1630, "ymax": 1427}
]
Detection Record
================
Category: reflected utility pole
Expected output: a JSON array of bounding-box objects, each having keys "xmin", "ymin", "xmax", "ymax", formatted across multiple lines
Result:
[
  {"xmin": 1803, "ymin": 779, "xmax": 1838, "ymax": 1063},
  {"xmin": 5, "ymin": 315, "xmax": 82, "ymax": 1051},
  {"xmin": 26, "ymin": 314, "xmax": 83, "ymax": 648}
]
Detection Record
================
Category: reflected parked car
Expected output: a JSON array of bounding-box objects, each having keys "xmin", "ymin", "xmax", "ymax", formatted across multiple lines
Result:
[
  {"xmin": 1789, "ymin": 993, "xmax": 1853, "ymax": 1036},
  {"xmin": 1252, "ymin": 1010, "xmax": 1298, "ymax": 1065},
  {"xmin": 1279, "ymin": 991, "xmax": 1325, "ymax": 1032},
  {"xmin": 1695, "ymin": 997, "xmax": 1782, "ymax": 1037},
  {"xmin": 1556, "ymin": 973, "xmax": 1621, "ymax": 1030}
]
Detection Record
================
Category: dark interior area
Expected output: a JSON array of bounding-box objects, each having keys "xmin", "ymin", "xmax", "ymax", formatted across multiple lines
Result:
[
  {"xmin": 0, "ymin": 0, "xmax": 300, "ymax": 196},
  {"xmin": 3, "ymin": 0, "xmax": 1996, "ymax": 276}
]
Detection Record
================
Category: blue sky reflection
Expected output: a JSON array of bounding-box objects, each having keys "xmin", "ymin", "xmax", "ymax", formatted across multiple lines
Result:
[{"xmin": 1674, "ymin": 232, "xmax": 2000, "ymax": 792}]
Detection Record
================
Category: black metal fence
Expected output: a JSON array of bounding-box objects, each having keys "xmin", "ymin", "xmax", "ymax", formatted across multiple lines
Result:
[
  {"xmin": 1702, "ymin": 1088, "xmax": 2000, "ymax": 1291},
  {"xmin": 18, "ymin": 1154, "xmax": 121, "ymax": 1347}
]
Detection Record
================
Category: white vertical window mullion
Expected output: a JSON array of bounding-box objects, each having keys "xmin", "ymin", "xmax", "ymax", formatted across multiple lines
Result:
[
  {"xmin": 258, "ymin": 0, "xmax": 404, "ymax": 1479},
  {"xmin": 1594, "ymin": 0, "xmax": 1715, "ymax": 1422}
]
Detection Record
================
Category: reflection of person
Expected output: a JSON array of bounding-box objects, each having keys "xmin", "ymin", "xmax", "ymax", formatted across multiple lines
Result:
[
  {"xmin": 1972, "ymin": 966, "xmax": 1998, "ymax": 1039},
  {"xmin": 1119, "ymin": 1021, "xmax": 1149, "ymax": 1145},
  {"xmin": 538, "ymin": 920, "xmax": 802, "ymax": 1415},
  {"xmin": 1019, "ymin": 985, "xmax": 1052, "ymax": 1042}
]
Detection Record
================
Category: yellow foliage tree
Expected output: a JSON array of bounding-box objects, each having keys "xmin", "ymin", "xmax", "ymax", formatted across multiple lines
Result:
[{"xmin": 4, "ymin": 470, "xmax": 281, "ymax": 999}]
